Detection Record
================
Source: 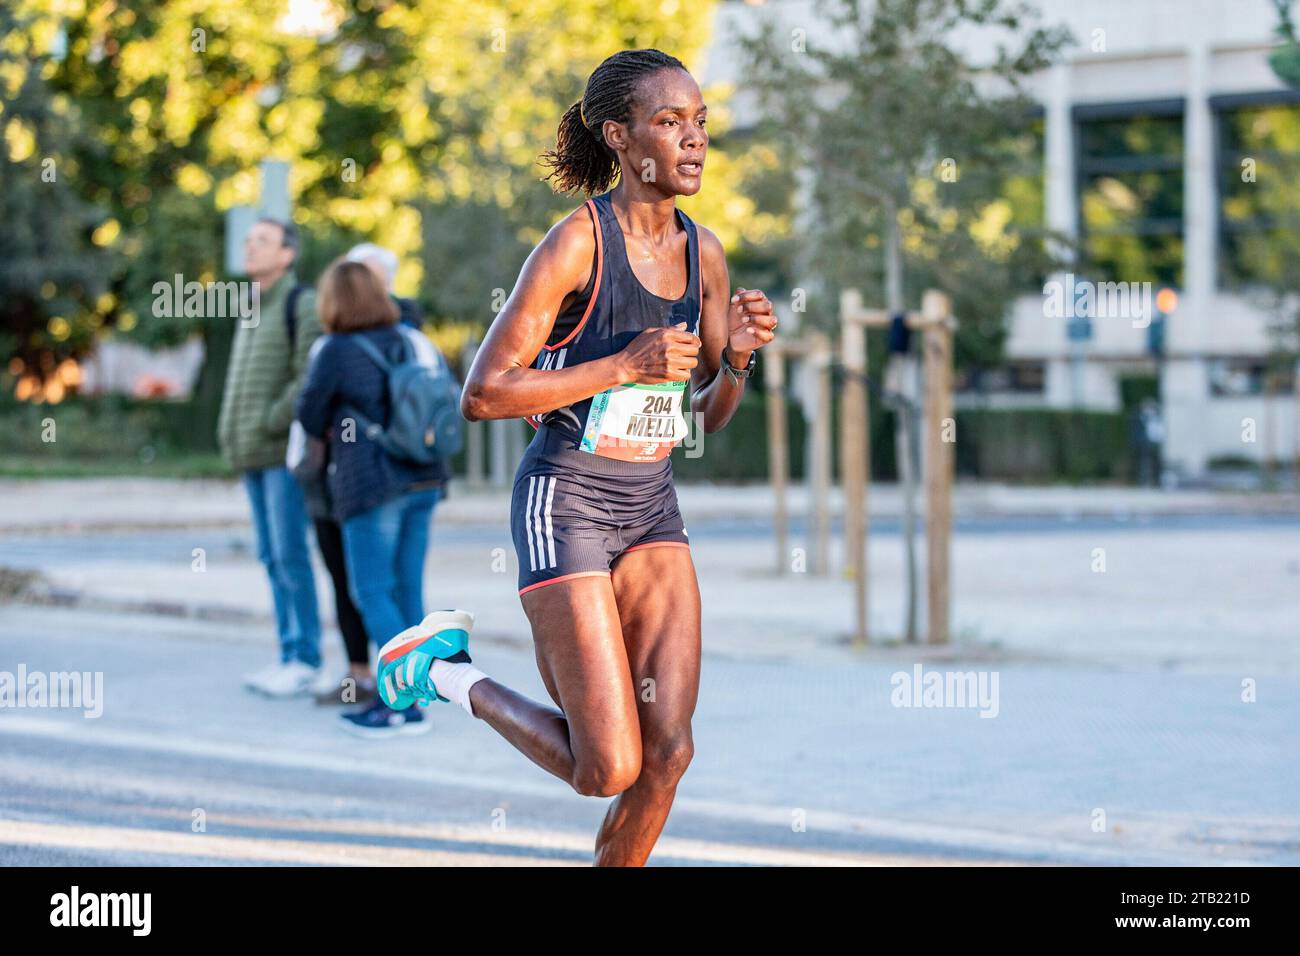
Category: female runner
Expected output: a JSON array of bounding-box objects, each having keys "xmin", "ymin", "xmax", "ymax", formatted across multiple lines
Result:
[{"xmin": 376, "ymin": 49, "xmax": 778, "ymax": 867}]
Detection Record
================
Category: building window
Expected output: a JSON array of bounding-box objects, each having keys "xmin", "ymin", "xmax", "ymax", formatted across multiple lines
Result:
[
  {"xmin": 1075, "ymin": 101, "xmax": 1185, "ymax": 288},
  {"xmin": 1213, "ymin": 93, "xmax": 1300, "ymax": 289},
  {"xmin": 1208, "ymin": 357, "xmax": 1296, "ymax": 396},
  {"xmin": 956, "ymin": 361, "xmax": 1045, "ymax": 394}
]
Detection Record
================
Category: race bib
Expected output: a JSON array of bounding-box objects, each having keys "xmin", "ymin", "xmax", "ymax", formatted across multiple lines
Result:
[{"xmin": 579, "ymin": 381, "xmax": 688, "ymax": 462}]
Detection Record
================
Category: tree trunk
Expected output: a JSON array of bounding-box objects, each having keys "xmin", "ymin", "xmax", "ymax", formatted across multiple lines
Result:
[{"xmin": 884, "ymin": 200, "xmax": 919, "ymax": 644}]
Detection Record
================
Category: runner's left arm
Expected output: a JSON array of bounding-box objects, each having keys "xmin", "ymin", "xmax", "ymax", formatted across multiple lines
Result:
[{"xmin": 689, "ymin": 227, "xmax": 777, "ymax": 433}]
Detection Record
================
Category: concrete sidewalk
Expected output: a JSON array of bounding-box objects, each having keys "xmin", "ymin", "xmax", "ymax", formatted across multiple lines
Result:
[
  {"xmin": 3, "ymin": 476, "xmax": 1298, "ymax": 675},
  {"xmin": 4, "ymin": 509, "xmax": 1299, "ymax": 676},
  {"xmin": 2, "ymin": 476, "xmax": 1298, "ymax": 533}
]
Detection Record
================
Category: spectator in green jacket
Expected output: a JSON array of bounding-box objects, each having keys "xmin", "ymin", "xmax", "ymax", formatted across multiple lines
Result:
[{"xmin": 218, "ymin": 217, "xmax": 324, "ymax": 698}]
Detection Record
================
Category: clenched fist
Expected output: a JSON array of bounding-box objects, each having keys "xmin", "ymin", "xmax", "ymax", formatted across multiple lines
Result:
[{"xmin": 727, "ymin": 288, "xmax": 777, "ymax": 357}]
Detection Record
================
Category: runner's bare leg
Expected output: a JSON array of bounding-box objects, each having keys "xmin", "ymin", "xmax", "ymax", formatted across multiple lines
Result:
[
  {"xmin": 466, "ymin": 575, "xmax": 643, "ymax": 797},
  {"xmin": 592, "ymin": 545, "xmax": 701, "ymax": 866}
]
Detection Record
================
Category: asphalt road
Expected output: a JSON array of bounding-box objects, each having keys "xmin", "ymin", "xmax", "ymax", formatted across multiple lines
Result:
[{"xmin": 2, "ymin": 603, "xmax": 1297, "ymax": 866}]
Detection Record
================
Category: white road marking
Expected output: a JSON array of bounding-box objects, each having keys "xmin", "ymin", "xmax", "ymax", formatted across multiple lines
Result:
[
  {"xmin": 0, "ymin": 715, "xmax": 1219, "ymax": 865},
  {"xmin": 0, "ymin": 819, "xmax": 576, "ymax": 867}
]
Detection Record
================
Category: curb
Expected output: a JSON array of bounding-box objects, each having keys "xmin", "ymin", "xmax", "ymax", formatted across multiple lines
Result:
[
  {"xmin": 4, "ymin": 496, "xmax": 1300, "ymax": 535},
  {"xmin": 14, "ymin": 583, "xmax": 263, "ymax": 624},
  {"xmin": 6, "ymin": 585, "xmax": 538, "ymax": 654}
]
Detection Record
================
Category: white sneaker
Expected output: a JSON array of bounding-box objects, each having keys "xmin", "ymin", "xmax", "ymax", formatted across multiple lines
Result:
[
  {"xmin": 248, "ymin": 661, "xmax": 319, "ymax": 698},
  {"xmin": 242, "ymin": 662, "xmax": 284, "ymax": 692},
  {"xmin": 308, "ymin": 665, "xmax": 347, "ymax": 697}
]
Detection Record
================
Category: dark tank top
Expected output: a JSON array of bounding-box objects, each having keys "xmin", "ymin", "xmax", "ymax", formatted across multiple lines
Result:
[{"xmin": 525, "ymin": 191, "xmax": 702, "ymax": 464}]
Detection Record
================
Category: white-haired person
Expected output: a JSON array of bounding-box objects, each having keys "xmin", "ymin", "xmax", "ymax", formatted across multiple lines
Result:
[
  {"xmin": 345, "ymin": 243, "xmax": 422, "ymax": 330},
  {"xmin": 291, "ymin": 246, "xmax": 448, "ymax": 734},
  {"xmin": 295, "ymin": 258, "xmax": 449, "ymax": 737}
]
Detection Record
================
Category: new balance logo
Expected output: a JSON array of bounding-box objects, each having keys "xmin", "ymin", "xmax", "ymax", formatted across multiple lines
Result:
[{"xmin": 524, "ymin": 475, "xmax": 558, "ymax": 572}]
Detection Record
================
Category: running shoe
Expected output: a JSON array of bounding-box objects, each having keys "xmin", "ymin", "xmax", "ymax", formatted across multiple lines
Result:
[
  {"xmin": 375, "ymin": 609, "xmax": 475, "ymax": 711},
  {"xmin": 246, "ymin": 660, "xmax": 318, "ymax": 698},
  {"xmin": 242, "ymin": 661, "xmax": 282, "ymax": 691},
  {"xmin": 308, "ymin": 665, "xmax": 347, "ymax": 697},
  {"xmin": 340, "ymin": 697, "xmax": 432, "ymax": 738},
  {"xmin": 315, "ymin": 673, "xmax": 377, "ymax": 707}
]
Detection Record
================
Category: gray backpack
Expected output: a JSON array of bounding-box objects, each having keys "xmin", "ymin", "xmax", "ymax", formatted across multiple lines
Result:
[{"xmin": 351, "ymin": 333, "xmax": 464, "ymax": 464}]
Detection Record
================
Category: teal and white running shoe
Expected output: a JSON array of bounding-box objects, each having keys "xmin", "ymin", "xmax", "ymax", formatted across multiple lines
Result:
[{"xmin": 376, "ymin": 609, "xmax": 475, "ymax": 710}]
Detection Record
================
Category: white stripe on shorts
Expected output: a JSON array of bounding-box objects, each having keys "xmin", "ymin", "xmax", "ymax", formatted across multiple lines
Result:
[
  {"xmin": 543, "ymin": 476, "xmax": 557, "ymax": 569},
  {"xmin": 524, "ymin": 475, "xmax": 559, "ymax": 572},
  {"xmin": 524, "ymin": 476, "xmax": 538, "ymax": 571},
  {"xmin": 532, "ymin": 476, "xmax": 549, "ymax": 570}
]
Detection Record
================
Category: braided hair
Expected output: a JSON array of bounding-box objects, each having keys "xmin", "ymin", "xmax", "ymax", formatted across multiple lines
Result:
[{"xmin": 541, "ymin": 49, "xmax": 687, "ymax": 195}]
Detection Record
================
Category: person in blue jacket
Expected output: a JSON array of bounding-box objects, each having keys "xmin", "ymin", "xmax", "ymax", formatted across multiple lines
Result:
[{"xmin": 295, "ymin": 258, "xmax": 449, "ymax": 737}]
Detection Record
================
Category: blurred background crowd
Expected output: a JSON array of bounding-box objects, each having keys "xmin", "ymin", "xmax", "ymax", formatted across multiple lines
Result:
[{"xmin": 4, "ymin": 0, "xmax": 1299, "ymax": 492}]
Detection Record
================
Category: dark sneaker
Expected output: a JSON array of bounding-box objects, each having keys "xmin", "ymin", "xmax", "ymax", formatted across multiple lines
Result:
[
  {"xmin": 315, "ymin": 675, "xmax": 377, "ymax": 707},
  {"xmin": 340, "ymin": 697, "xmax": 432, "ymax": 738}
]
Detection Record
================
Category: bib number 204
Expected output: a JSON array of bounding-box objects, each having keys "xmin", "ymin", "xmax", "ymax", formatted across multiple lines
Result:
[{"xmin": 642, "ymin": 394, "xmax": 677, "ymax": 414}]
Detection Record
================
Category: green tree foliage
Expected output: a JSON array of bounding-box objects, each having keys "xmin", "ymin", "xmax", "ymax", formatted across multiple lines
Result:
[
  {"xmin": 739, "ymin": 0, "xmax": 1072, "ymax": 373},
  {"xmin": 0, "ymin": 3, "xmax": 117, "ymax": 400},
  {"xmin": 5, "ymin": 0, "xmax": 779, "ymax": 400},
  {"xmin": 1220, "ymin": 102, "xmax": 1300, "ymax": 384}
]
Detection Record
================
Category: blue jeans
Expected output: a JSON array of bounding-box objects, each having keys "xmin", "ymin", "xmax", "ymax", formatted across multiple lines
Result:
[
  {"xmin": 243, "ymin": 467, "xmax": 322, "ymax": 667},
  {"xmin": 341, "ymin": 487, "xmax": 442, "ymax": 654}
]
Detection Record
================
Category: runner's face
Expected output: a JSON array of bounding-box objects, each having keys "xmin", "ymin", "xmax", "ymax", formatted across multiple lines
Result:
[{"xmin": 623, "ymin": 68, "xmax": 707, "ymax": 197}]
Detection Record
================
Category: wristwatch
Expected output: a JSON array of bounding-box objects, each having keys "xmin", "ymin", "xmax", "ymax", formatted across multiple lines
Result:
[{"xmin": 721, "ymin": 345, "xmax": 757, "ymax": 385}]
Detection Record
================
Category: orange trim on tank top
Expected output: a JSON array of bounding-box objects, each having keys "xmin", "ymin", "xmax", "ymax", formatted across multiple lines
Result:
[
  {"xmin": 540, "ymin": 199, "xmax": 603, "ymax": 352},
  {"xmin": 695, "ymin": 223, "xmax": 702, "ymax": 328},
  {"xmin": 524, "ymin": 200, "xmax": 604, "ymax": 430}
]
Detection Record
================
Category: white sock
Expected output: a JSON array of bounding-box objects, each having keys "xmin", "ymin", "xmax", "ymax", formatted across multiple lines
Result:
[{"xmin": 430, "ymin": 659, "xmax": 488, "ymax": 717}]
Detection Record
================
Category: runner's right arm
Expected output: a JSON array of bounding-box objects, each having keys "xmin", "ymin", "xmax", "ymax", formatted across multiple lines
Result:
[{"xmin": 461, "ymin": 208, "xmax": 699, "ymax": 422}]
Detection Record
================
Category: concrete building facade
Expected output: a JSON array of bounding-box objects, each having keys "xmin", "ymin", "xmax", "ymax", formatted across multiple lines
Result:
[{"xmin": 706, "ymin": 0, "xmax": 1300, "ymax": 479}]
